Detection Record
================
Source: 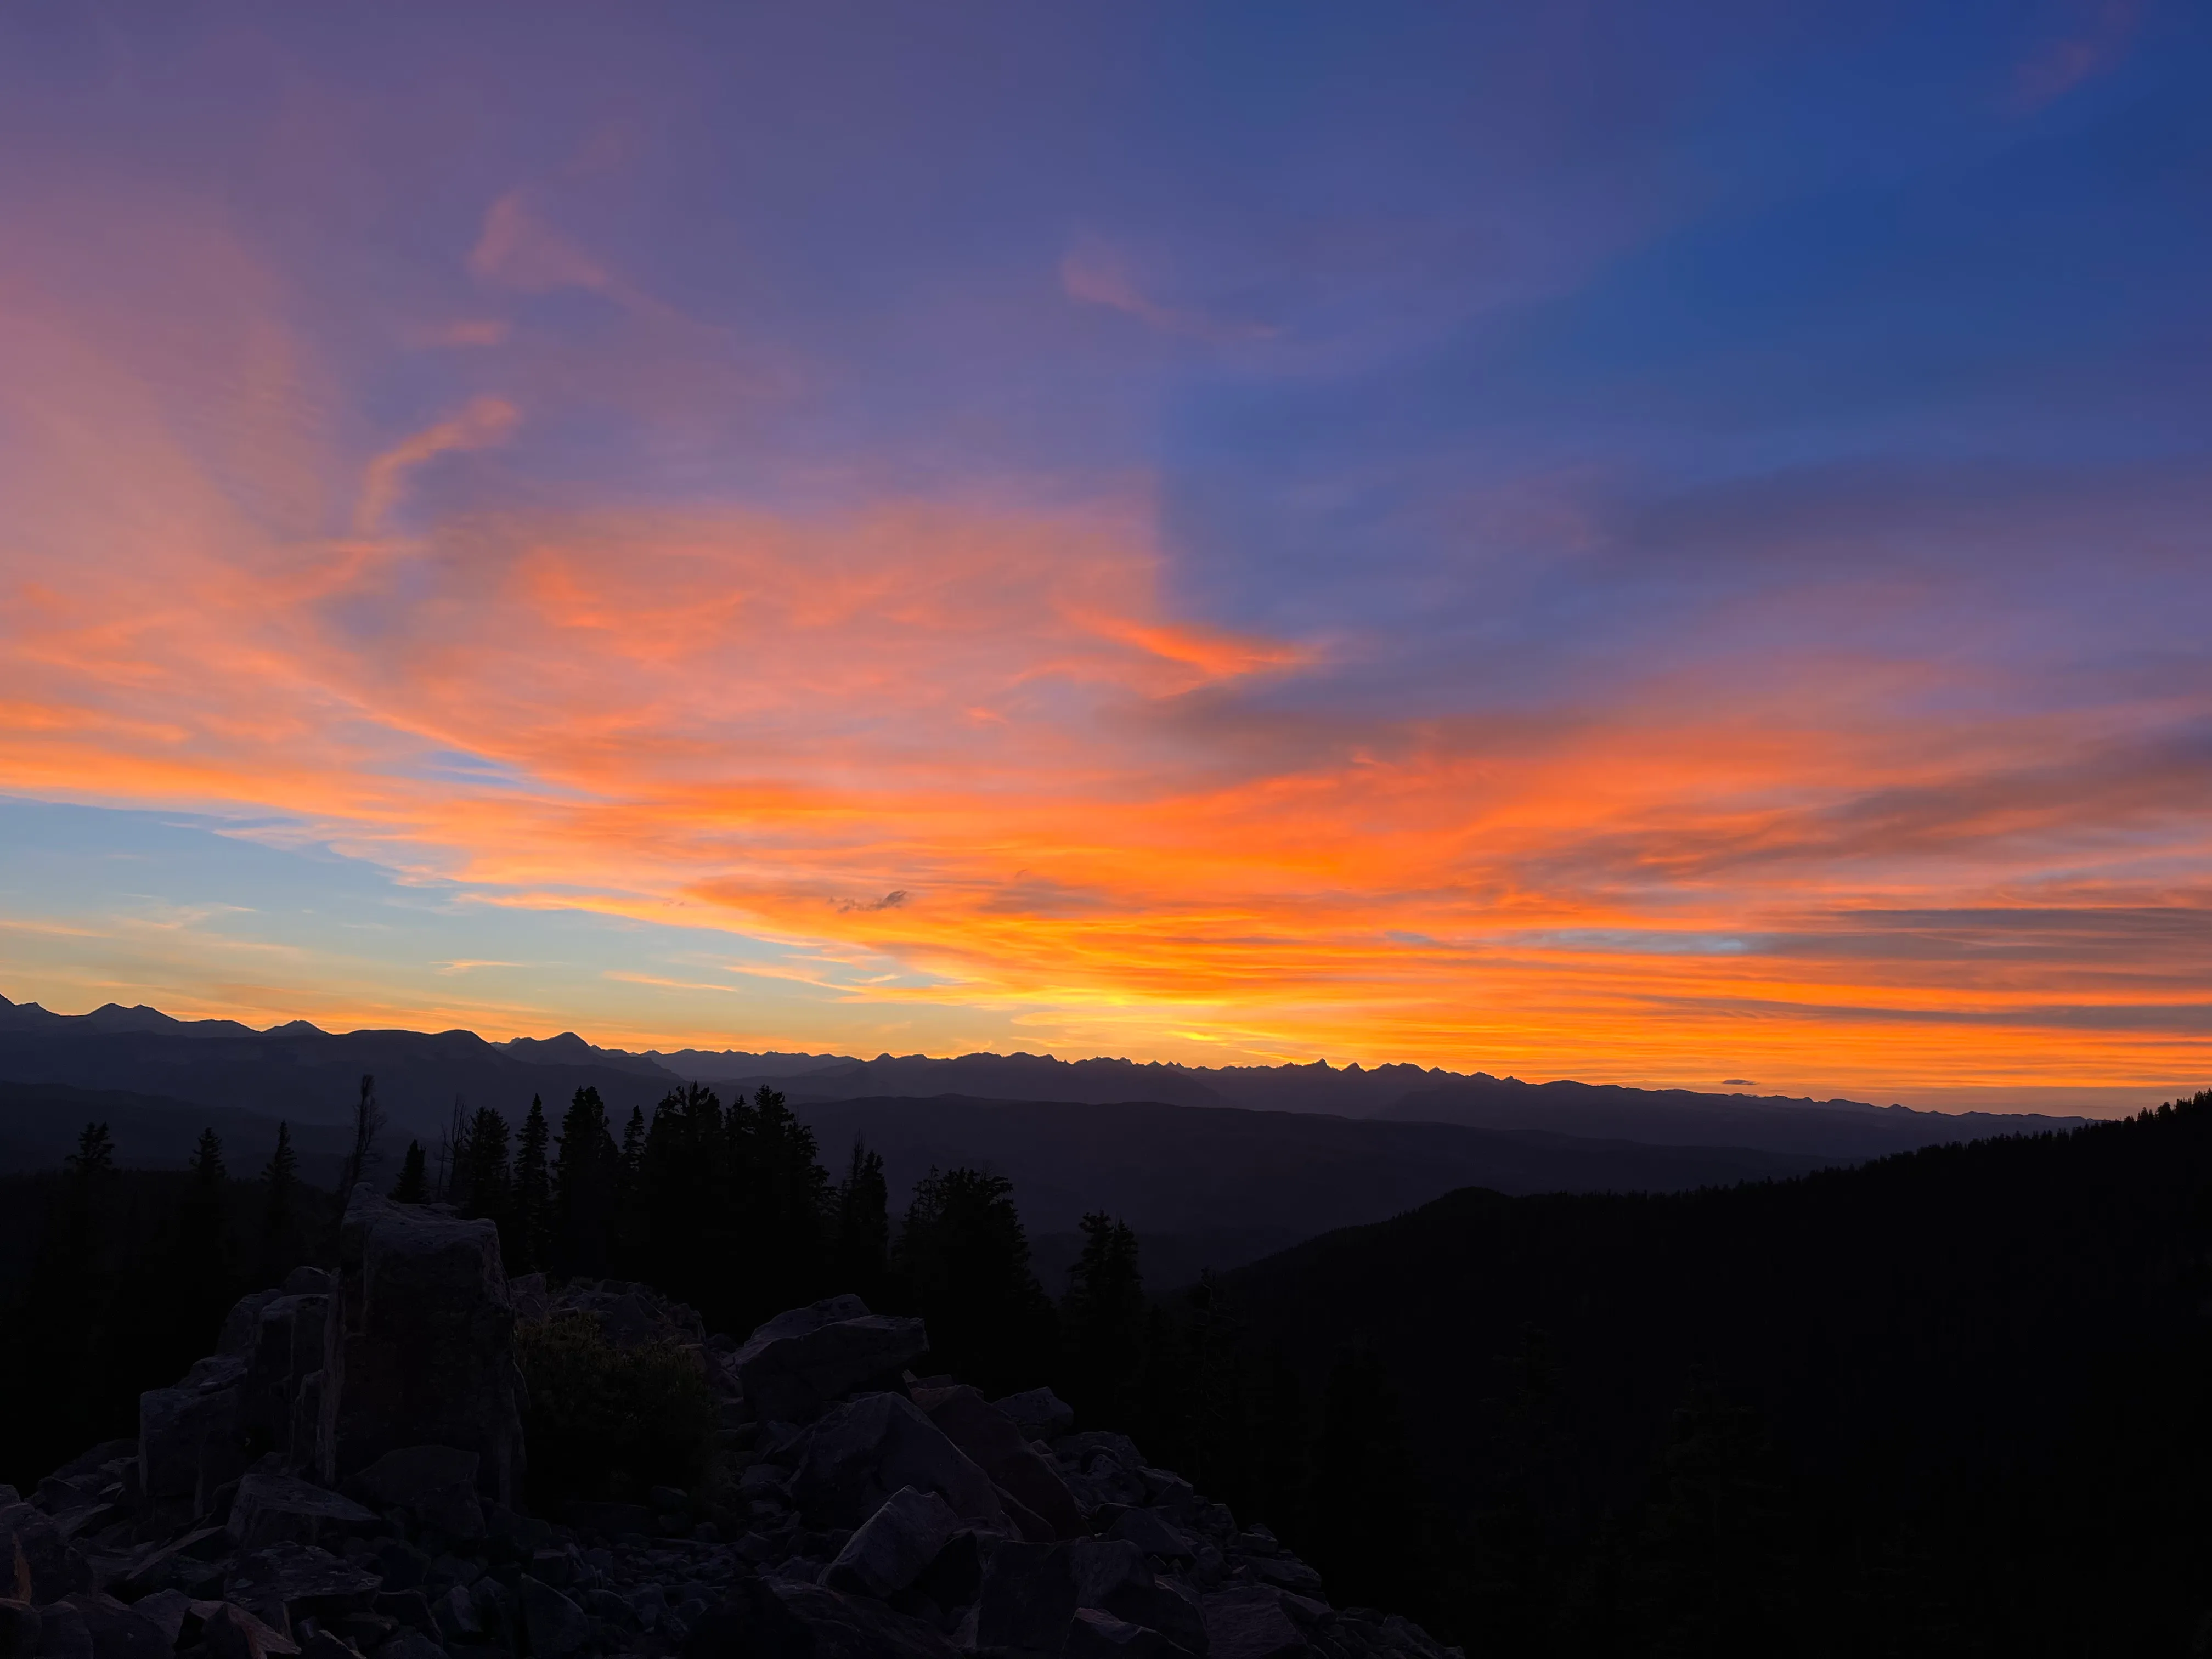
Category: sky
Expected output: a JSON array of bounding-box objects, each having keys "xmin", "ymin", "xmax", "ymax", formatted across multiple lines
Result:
[{"xmin": 1, "ymin": 3, "xmax": 2208, "ymax": 1113}]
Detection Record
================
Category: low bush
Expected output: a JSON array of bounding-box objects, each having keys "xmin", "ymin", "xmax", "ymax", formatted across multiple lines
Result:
[{"xmin": 516, "ymin": 1313, "xmax": 717, "ymax": 1509}]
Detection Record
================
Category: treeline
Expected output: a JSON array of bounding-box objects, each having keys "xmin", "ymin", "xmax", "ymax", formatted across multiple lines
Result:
[
  {"xmin": 0, "ymin": 1075, "xmax": 1422, "ymax": 1637},
  {"xmin": 0, "ymin": 1119, "xmax": 330, "ymax": 1486}
]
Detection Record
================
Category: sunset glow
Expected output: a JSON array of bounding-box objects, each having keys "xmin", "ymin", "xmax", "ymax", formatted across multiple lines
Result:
[{"xmin": 2, "ymin": 7, "xmax": 2207, "ymax": 1109}]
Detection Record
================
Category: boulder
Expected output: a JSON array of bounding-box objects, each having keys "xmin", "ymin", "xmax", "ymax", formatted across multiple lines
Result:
[
  {"xmin": 762, "ymin": 1581, "xmax": 958, "ymax": 1658},
  {"xmin": 370, "ymin": 1633, "xmax": 445, "ymax": 1659},
  {"xmin": 1200, "ymin": 1587, "xmax": 1311, "ymax": 1659},
  {"xmin": 733, "ymin": 1299, "xmax": 928, "ymax": 1426},
  {"xmin": 516, "ymin": 1577, "xmax": 586, "ymax": 1657},
  {"xmin": 1068, "ymin": 1608, "xmax": 1173, "ymax": 1657},
  {"xmin": 677, "ymin": 1578, "xmax": 816, "ymax": 1659},
  {"xmin": 1103, "ymin": 1506, "xmax": 1198, "ymax": 1561},
  {"xmin": 347, "ymin": 1449, "xmax": 482, "ymax": 1539},
  {"xmin": 32, "ymin": 1600, "xmax": 90, "ymax": 1659},
  {"xmin": 331, "ymin": 1190, "xmax": 524, "ymax": 1508},
  {"xmin": 788, "ymin": 1395, "xmax": 1005, "ymax": 1532},
  {"xmin": 200, "ymin": 1602, "xmax": 302, "ymax": 1659},
  {"xmin": 1071, "ymin": 1541, "xmax": 1207, "ymax": 1655},
  {"xmin": 917, "ymin": 1387, "xmax": 1084, "ymax": 1540},
  {"xmin": 119, "ymin": 1527, "xmax": 228, "ymax": 1599},
  {"xmin": 0, "ymin": 1503, "xmax": 80, "ymax": 1602},
  {"xmin": 225, "ymin": 1476, "xmax": 375, "ymax": 1550},
  {"xmin": 60, "ymin": 1594, "xmax": 170, "ymax": 1659},
  {"xmin": 240, "ymin": 1294, "xmax": 334, "ymax": 1475},
  {"xmin": 822, "ymin": 1487, "xmax": 960, "ymax": 1600},
  {"xmin": 0, "ymin": 1601, "xmax": 36, "ymax": 1659},
  {"xmin": 220, "ymin": 1295, "xmax": 284, "ymax": 1358},
  {"xmin": 124, "ymin": 1594, "xmax": 186, "ymax": 1650},
  {"xmin": 994, "ymin": 1388, "xmax": 1075, "ymax": 1440},
  {"xmin": 138, "ymin": 1356, "xmax": 250, "ymax": 1530},
  {"xmin": 969, "ymin": 1541, "xmax": 1076, "ymax": 1658},
  {"xmin": 224, "ymin": 1544, "xmax": 381, "ymax": 1632}
]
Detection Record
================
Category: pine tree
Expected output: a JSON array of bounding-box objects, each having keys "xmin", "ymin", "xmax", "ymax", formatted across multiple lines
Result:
[
  {"xmin": 390, "ymin": 1141, "xmax": 428, "ymax": 1202},
  {"xmin": 15, "ymin": 1124, "xmax": 120, "ymax": 1475},
  {"xmin": 895, "ymin": 1166, "xmax": 1056, "ymax": 1395},
  {"xmin": 456, "ymin": 1107, "xmax": 512, "ymax": 1226},
  {"xmin": 1061, "ymin": 1211, "xmax": 1145, "ymax": 1428},
  {"xmin": 552, "ymin": 1086, "xmax": 617, "ymax": 1276},
  {"xmin": 260, "ymin": 1121, "xmax": 301, "ymax": 1283},
  {"xmin": 613, "ymin": 1104, "xmax": 647, "ymax": 1271},
  {"xmin": 831, "ymin": 1137, "xmax": 892, "ymax": 1307},
  {"xmin": 511, "ymin": 1097, "xmax": 551, "ymax": 1273}
]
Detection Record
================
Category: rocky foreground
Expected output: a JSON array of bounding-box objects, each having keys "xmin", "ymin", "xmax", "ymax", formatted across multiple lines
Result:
[{"xmin": 0, "ymin": 1190, "xmax": 1460, "ymax": 1659}]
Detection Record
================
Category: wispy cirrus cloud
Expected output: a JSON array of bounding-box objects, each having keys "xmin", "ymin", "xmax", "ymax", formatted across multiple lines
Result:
[{"xmin": 1059, "ymin": 236, "xmax": 1278, "ymax": 343}]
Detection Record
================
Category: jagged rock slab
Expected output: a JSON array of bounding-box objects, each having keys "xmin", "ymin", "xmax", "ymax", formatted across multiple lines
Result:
[
  {"xmin": 916, "ymin": 1385, "xmax": 1084, "ymax": 1541},
  {"xmin": 733, "ymin": 1297, "xmax": 928, "ymax": 1425},
  {"xmin": 822, "ymin": 1486, "xmax": 960, "ymax": 1599},
  {"xmin": 227, "ymin": 1475, "xmax": 376, "ymax": 1550},
  {"xmin": 788, "ymin": 1393, "xmax": 1004, "ymax": 1531}
]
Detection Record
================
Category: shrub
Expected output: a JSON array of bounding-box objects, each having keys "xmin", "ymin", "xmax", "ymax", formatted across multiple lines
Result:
[{"xmin": 516, "ymin": 1314, "xmax": 716, "ymax": 1509}]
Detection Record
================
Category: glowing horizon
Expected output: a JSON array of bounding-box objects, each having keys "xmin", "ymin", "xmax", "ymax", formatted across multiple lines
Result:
[{"xmin": 2, "ymin": 7, "xmax": 2208, "ymax": 1114}]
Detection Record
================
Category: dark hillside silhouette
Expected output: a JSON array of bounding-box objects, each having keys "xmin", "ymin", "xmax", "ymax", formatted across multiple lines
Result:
[{"xmin": 1212, "ymin": 1091, "xmax": 2212, "ymax": 1654}]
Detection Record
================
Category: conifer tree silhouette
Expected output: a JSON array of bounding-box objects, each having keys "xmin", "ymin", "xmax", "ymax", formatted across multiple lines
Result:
[{"xmin": 390, "ymin": 1140, "xmax": 428, "ymax": 1202}]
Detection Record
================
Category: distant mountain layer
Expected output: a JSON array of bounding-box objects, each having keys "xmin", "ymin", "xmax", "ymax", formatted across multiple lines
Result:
[
  {"xmin": 795, "ymin": 1094, "xmax": 1840, "ymax": 1279},
  {"xmin": 0, "ymin": 991, "xmax": 2086, "ymax": 1160}
]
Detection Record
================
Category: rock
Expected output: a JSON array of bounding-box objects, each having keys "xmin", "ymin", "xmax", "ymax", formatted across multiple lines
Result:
[
  {"xmin": 226, "ymin": 1476, "xmax": 376, "ymax": 1550},
  {"xmin": 1246, "ymin": 1556, "xmax": 1325, "ymax": 1599},
  {"xmin": 993, "ymin": 1483, "xmax": 1058, "ymax": 1545},
  {"xmin": 1201, "ymin": 1587, "xmax": 1311, "ymax": 1659},
  {"xmin": 557, "ymin": 1502, "xmax": 653, "ymax": 1541},
  {"xmin": 427, "ymin": 1587, "xmax": 476, "ymax": 1644},
  {"xmin": 761, "ymin": 1581, "xmax": 957, "ymax": 1658},
  {"xmin": 138, "ymin": 1356, "xmax": 250, "ymax": 1530},
  {"xmin": 369, "ymin": 1591, "xmax": 433, "ymax": 1636},
  {"xmin": 200, "ymin": 1604, "xmax": 302, "ymax": 1659},
  {"xmin": 647, "ymin": 1486, "xmax": 688, "ymax": 1514},
  {"xmin": 994, "ymin": 1389, "xmax": 1076, "ymax": 1440},
  {"xmin": 224, "ymin": 1544, "xmax": 381, "ymax": 1630},
  {"xmin": 31, "ymin": 1599, "xmax": 89, "ymax": 1659},
  {"xmin": 788, "ymin": 1395, "xmax": 1005, "ymax": 1532},
  {"xmin": 678, "ymin": 1578, "xmax": 815, "ymax": 1659},
  {"xmin": 822, "ymin": 1487, "xmax": 960, "ymax": 1600},
  {"xmin": 331, "ymin": 1190, "xmax": 524, "ymax": 1508},
  {"xmin": 1068, "ymin": 1608, "xmax": 1173, "ymax": 1657},
  {"xmin": 59, "ymin": 1595, "xmax": 168, "ymax": 1659},
  {"xmin": 123, "ymin": 1593, "xmax": 187, "ymax": 1648},
  {"xmin": 221, "ymin": 1295, "xmax": 283, "ymax": 1357},
  {"xmin": 348, "ymin": 1449, "xmax": 482, "ymax": 1539},
  {"xmin": 0, "ymin": 1601, "xmax": 38, "ymax": 1659},
  {"xmin": 241, "ymin": 1296, "xmax": 334, "ymax": 1475},
  {"xmin": 516, "ymin": 1577, "xmax": 586, "ymax": 1657},
  {"xmin": 917, "ymin": 1387, "xmax": 1084, "ymax": 1540},
  {"xmin": 0, "ymin": 1504, "xmax": 80, "ymax": 1602},
  {"xmin": 369, "ymin": 1633, "xmax": 445, "ymax": 1659},
  {"xmin": 120, "ymin": 1526, "xmax": 229, "ymax": 1599},
  {"xmin": 1104, "ymin": 1506, "xmax": 1198, "ymax": 1561},
  {"xmin": 295, "ymin": 1634, "xmax": 361, "ymax": 1659},
  {"xmin": 1072, "ymin": 1541, "xmax": 1208, "ymax": 1655},
  {"xmin": 733, "ymin": 1300, "xmax": 929, "ymax": 1426},
  {"xmin": 970, "ymin": 1541, "xmax": 1077, "ymax": 1658}
]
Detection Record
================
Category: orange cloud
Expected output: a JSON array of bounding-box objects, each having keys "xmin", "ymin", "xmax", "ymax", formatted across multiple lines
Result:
[{"xmin": 2, "ymin": 207, "xmax": 2208, "ymax": 1099}]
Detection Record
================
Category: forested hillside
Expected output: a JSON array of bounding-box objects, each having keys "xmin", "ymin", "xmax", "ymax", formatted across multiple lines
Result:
[{"xmin": 1215, "ymin": 1091, "xmax": 2212, "ymax": 1654}]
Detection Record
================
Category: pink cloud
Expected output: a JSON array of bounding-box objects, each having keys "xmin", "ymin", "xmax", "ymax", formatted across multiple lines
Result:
[
  {"xmin": 1059, "ymin": 236, "xmax": 1277, "ymax": 343},
  {"xmin": 2013, "ymin": 0, "xmax": 2140, "ymax": 110}
]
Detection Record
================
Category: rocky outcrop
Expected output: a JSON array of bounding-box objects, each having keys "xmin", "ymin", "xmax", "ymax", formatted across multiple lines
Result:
[
  {"xmin": 730, "ymin": 1297, "xmax": 928, "ymax": 1425},
  {"xmin": 332, "ymin": 1195, "xmax": 523, "ymax": 1509},
  {"xmin": 21, "ymin": 1199, "xmax": 1460, "ymax": 1659}
]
